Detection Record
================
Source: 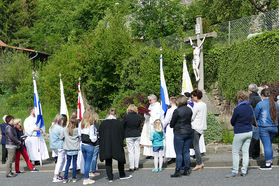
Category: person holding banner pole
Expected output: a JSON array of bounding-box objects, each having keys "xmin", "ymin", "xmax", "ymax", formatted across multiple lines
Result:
[
  {"xmin": 24, "ymin": 77, "xmax": 49, "ymax": 166},
  {"xmin": 24, "ymin": 107, "xmax": 49, "ymax": 165}
]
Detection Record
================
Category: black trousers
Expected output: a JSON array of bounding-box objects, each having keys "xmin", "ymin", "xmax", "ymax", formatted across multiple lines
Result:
[
  {"xmin": 249, "ymin": 138, "xmax": 260, "ymax": 158},
  {"xmin": 105, "ymin": 159, "xmax": 125, "ymax": 180},
  {"xmin": 2, "ymin": 144, "xmax": 8, "ymax": 163}
]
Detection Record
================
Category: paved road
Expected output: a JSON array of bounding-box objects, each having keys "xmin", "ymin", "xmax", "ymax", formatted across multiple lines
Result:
[{"xmin": 1, "ymin": 167, "xmax": 279, "ymax": 186}]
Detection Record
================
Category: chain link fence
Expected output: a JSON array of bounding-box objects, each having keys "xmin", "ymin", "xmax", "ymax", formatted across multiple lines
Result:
[
  {"xmin": 209, "ymin": 8, "xmax": 279, "ymax": 47},
  {"xmin": 148, "ymin": 8, "xmax": 279, "ymax": 49}
]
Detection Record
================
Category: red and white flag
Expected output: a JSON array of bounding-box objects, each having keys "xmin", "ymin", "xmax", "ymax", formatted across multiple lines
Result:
[{"xmin": 77, "ymin": 79, "xmax": 85, "ymax": 120}]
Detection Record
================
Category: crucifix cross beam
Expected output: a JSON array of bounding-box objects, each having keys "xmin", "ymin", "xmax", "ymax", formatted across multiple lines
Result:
[
  {"xmin": 183, "ymin": 16, "xmax": 217, "ymax": 91},
  {"xmin": 184, "ymin": 31, "xmax": 217, "ymax": 42}
]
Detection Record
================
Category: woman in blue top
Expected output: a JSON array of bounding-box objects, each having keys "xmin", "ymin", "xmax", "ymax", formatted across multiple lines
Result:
[
  {"xmin": 150, "ymin": 119, "xmax": 164, "ymax": 172},
  {"xmin": 254, "ymin": 88, "xmax": 279, "ymax": 170},
  {"xmin": 49, "ymin": 114, "xmax": 65, "ymax": 182},
  {"xmin": 226, "ymin": 91, "xmax": 253, "ymax": 178}
]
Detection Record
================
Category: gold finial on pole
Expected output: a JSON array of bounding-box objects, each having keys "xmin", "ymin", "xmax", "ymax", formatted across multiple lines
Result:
[
  {"xmin": 160, "ymin": 47, "xmax": 162, "ymax": 54},
  {"xmin": 59, "ymin": 73, "xmax": 61, "ymax": 78},
  {"xmin": 79, "ymin": 77, "xmax": 81, "ymax": 81}
]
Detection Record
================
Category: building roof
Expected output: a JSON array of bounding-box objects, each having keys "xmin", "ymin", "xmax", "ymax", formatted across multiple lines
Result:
[{"xmin": 0, "ymin": 40, "xmax": 50, "ymax": 60}]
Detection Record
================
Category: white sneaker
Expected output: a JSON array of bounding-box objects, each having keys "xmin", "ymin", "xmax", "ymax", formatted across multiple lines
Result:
[
  {"xmin": 83, "ymin": 179, "xmax": 95, "ymax": 185},
  {"xmin": 120, "ymin": 175, "xmax": 132, "ymax": 180},
  {"xmin": 52, "ymin": 177, "xmax": 63, "ymax": 183}
]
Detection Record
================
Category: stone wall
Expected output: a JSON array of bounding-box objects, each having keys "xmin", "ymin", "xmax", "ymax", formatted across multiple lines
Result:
[{"xmin": 210, "ymin": 82, "xmax": 236, "ymax": 129}]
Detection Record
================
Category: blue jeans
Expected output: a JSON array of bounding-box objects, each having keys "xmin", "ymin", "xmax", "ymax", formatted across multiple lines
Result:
[
  {"xmin": 90, "ymin": 145, "xmax": 99, "ymax": 173},
  {"xmin": 259, "ymin": 126, "xmax": 278, "ymax": 162},
  {"xmin": 81, "ymin": 144, "xmax": 94, "ymax": 179},
  {"xmin": 64, "ymin": 154, "xmax": 78, "ymax": 179},
  {"xmin": 232, "ymin": 132, "xmax": 252, "ymax": 174},
  {"xmin": 174, "ymin": 133, "xmax": 193, "ymax": 170}
]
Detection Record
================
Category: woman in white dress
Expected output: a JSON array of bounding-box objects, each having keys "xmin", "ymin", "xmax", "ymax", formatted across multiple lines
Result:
[{"xmin": 162, "ymin": 97, "xmax": 177, "ymax": 163}]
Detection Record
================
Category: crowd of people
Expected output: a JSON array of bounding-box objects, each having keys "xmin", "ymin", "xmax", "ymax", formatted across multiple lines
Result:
[{"xmin": 0, "ymin": 85, "xmax": 279, "ymax": 184}]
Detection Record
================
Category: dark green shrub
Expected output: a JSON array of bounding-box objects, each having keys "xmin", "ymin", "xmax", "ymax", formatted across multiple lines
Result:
[{"xmin": 204, "ymin": 113, "xmax": 223, "ymax": 144}]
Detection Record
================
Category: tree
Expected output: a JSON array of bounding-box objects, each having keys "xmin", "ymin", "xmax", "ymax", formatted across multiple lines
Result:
[
  {"xmin": 131, "ymin": 0, "xmax": 187, "ymax": 40},
  {"xmin": 188, "ymin": 0, "xmax": 257, "ymax": 25},
  {"xmin": 0, "ymin": 0, "xmax": 37, "ymax": 45},
  {"xmin": 248, "ymin": 0, "xmax": 279, "ymax": 30},
  {"xmin": 248, "ymin": 0, "xmax": 278, "ymax": 13},
  {"xmin": 28, "ymin": 0, "xmax": 118, "ymax": 53}
]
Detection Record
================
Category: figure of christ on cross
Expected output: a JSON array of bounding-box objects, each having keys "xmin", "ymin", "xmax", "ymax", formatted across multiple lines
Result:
[
  {"xmin": 189, "ymin": 35, "xmax": 206, "ymax": 82},
  {"xmin": 184, "ymin": 16, "xmax": 217, "ymax": 91}
]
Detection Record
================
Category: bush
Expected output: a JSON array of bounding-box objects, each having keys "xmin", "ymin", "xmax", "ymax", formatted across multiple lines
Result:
[
  {"xmin": 222, "ymin": 129, "xmax": 234, "ymax": 144},
  {"xmin": 205, "ymin": 29, "xmax": 279, "ymax": 101},
  {"xmin": 204, "ymin": 113, "xmax": 223, "ymax": 144}
]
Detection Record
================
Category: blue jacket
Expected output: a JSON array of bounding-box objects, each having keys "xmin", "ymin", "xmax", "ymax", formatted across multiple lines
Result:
[
  {"xmin": 0, "ymin": 122, "xmax": 8, "ymax": 144},
  {"xmin": 150, "ymin": 130, "xmax": 164, "ymax": 147},
  {"xmin": 254, "ymin": 98, "xmax": 279, "ymax": 127},
  {"xmin": 49, "ymin": 124, "xmax": 64, "ymax": 150},
  {"xmin": 231, "ymin": 101, "xmax": 253, "ymax": 134}
]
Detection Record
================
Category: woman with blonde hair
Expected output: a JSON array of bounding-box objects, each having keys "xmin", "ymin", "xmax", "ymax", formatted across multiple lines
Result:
[
  {"xmin": 80, "ymin": 111, "xmax": 98, "ymax": 185},
  {"xmin": 122, "ymin": 104, "xmax": 143, "ymax": 171},
  {"xmin": 49, "ymin": 114, "xmax": 65, "ymax": 182},
  {"xmin": 14, "ymin": 119, "xmax": 38, "ymax": 173}
]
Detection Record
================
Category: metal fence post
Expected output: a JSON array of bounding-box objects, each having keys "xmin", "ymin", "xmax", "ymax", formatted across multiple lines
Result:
[{"xmin": 228, "ymin": 21, "xmax": 231, "ymax": 45}]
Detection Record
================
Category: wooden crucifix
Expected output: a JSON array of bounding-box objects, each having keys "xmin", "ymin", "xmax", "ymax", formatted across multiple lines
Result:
[{"xmin": 184, "ymin": 16, "xmax": 217, "ymax": 91}]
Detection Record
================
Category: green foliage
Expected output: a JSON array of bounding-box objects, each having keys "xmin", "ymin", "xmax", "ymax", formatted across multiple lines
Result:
[
  {"xmin": 131, "ymin": 0, "xmax": 187, "ymax": 40},
  {"xmin": 0, "ymin": 52, "xmax": 32, "ymax": 94},
  {"xmin": 205, "ymin": 29, "xmax": 279, "ymax": 101},
  {"xmin": 28, "ymin": 0, "xmax": 117, "ymax": 53},
  {"xmin": 39, "ymin": 43, "xmax": 84, "ymax": 109},
  {"xmin": 82, "ymin": 9, "xmax": 133, "ymax": 110},
  {"xmin": 204, "ymin": 113, "xmax": 223, "ymax": 144},
  {"xmin": 0, "ymin": 93, "xmax": 58, "ymax": 131},
  {"xmin": 189, "ymin": 0, "xmax": 257, "ymax": 25},
  {"xmin": 222, "ymin": 129, "xmax": 234, "ymax": 144},
  {"xmin": 0, "ymin": 0, "xmax": 37, "ymax": 45}
]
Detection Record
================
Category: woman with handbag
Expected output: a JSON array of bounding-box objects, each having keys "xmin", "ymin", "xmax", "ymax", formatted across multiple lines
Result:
[
  {"xmin": 14, "ymin": 119, "xmax": 38, "ymax": 173},
  {"xmin": 80, "ymin": 111, "xmax": 98, "ymax": 185},
  {"xmin": 226, "ymin": 91, "xmax": 253, "ymax": 178},
  {"xmin": 248, "ymin": 84, "xmax": 262, "ymax": 159}
]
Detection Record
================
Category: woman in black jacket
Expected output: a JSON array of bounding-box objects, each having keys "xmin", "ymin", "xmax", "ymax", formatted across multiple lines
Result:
[
  {"xmin": 14, "ymin": 119, "xmax": 38, "ymax": 173},
  {"xmin": 170, "ymin": 95, "xmax": 193, "ymax": 177},
  {"xmin": 122, "ymin": 104, "xmax": 143, "ymax": 171},
  {"xmin": 99, "ymin": 108, "xmax": 132, "ymax": 182}
]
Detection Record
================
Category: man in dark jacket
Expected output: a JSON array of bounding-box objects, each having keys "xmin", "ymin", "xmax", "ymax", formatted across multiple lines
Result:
[
  {"xmin": 248, "ymin": 84, "xmax": 262, "ymax": 159},
  {"xmin": 5, "ymin": 115, "xmax": 21, "ymax": 177},
  {"xmin": 1, "ymin": 115, "xmax": 8, "ymax": 164},
  {"xmin": 99, "ymin": 109, "xmax": 132, "ymax": 182}
]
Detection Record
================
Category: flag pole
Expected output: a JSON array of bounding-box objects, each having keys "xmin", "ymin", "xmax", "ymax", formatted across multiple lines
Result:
[{"xmin": 33, "ymin": 73, "xmax": 42, "ymax": 167}]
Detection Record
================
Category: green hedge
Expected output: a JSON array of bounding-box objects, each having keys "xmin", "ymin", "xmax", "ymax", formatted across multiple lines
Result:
[{"xmin": 205, "ymin": 29, "xmax": 279, "ymax": 100}]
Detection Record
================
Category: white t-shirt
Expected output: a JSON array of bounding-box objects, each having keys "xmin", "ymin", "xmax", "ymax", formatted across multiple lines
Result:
[{"xmin": 191, "ymin": 101, "xmax": 207, "ymax": 134}]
